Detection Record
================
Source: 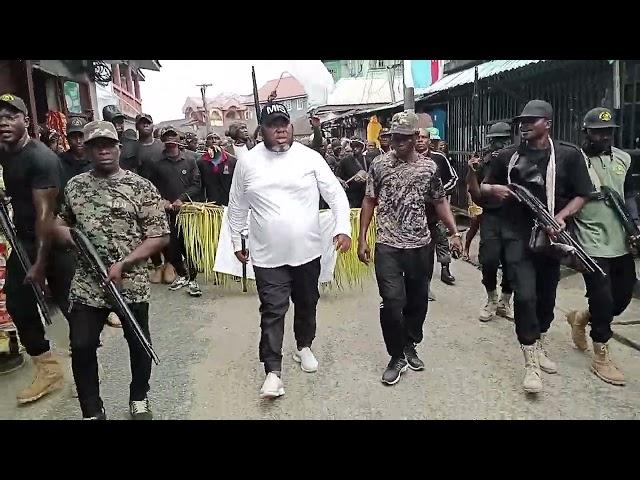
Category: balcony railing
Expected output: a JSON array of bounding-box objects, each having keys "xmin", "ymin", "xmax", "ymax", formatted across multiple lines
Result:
[{"xmin": 113, "ymin": 83, "xmax": 142, "ymax": 118}]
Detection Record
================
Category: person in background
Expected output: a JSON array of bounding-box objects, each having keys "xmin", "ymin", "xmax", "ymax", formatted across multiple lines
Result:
[
  {"xmin": 338, "ymin": 138, "xmax": 369, "ymax": 208},
  {"xmin": 58, "ymin": 117, "xmax": 90, "ymax": 190},
  {"xmin": 226, "ymin": 122, "xmax": 256, "ymax": 161},
  {"xmin": 364, "ymin": 140, "xmax": 381, "ymax": 164},
  {"xmin": 102, "ymin": 105, "xmax": 139, "ymax": 174},
  {"xmin": 379, "ymin": 128, "xmax": 391, "ymax": 154},
  {"xmin": 145, "ymin": 126, "xmax": 203, "ymax": 298}
]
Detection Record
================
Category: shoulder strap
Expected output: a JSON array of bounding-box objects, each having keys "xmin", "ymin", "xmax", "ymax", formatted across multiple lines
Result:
[{"xmin": 580, "ymin": 149, "xmax": 602, "ymax": 192}]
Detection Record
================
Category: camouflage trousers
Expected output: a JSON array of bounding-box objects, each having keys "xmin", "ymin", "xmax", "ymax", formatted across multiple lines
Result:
[{"xmin": 428, "ymin": 221, "xmax": 451, "ymax": 265}]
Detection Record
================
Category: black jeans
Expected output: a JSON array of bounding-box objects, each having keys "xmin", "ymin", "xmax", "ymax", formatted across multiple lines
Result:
[
  {"xmin": 166, "ymin": 212, "xmax": 197, "ymax": 281},
  {"xmin": 479, "ymin": 211, "xmax": 512, "ymax": 294},
  {"xmin": 583, "ymin": 254, "xmax": 636, "ymax": 343},
  {"xmin": 428, "ymin": 221, "xmax": 451, "ymax": 265},
  {"xmin": 68, "ymin": 302, "xmax": 152, "ymax": 417},
  {"xmin": 253, "ymin": 257, "xmax": 321, "ymax": 374},
  {"xmin": 374, "ymin": 243, "xmax": 435, "ymax": 359},
  {"xmin": 5, "ymin": 241, "xmax": 75, "ymax": 357},
  {"xmin": 503, "ymin": 238, "xmax": 560, "ymax": 345}
]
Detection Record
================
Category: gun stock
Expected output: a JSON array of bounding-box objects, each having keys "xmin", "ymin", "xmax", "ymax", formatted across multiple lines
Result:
[
  {"xmin": 600, "ymin": 186, "xmax": 640, "ymax": 247},
  {"xmin": 0, "ymin": 200, "xmax": 52, "ymax": 325},
  {"xmin": 70, "ymin": 228, "xmax": 159, "ymax": 364}
]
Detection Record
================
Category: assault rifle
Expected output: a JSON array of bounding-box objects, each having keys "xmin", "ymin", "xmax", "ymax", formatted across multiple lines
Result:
[
  {"xmin": 70, "ymin": 228, "xmax": 159, "ymax": 364},
  {"xmin": 598, "ymin": 186, "xmax": 640, "ymax": 249},
  {"xmin": 508, "ymin": 184, "xmax": 606, "ymax": 277},
  {"xmin": 0, "ymin": 199, "xmax": 52, "ymax": 325}
]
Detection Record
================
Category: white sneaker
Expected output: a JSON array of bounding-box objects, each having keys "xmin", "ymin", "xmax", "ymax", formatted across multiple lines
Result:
[
  {"xmin": 496, "ymin": 292, "xmax": 514, "ymax": 321},
  {"xmin": 537, "ymin": 333, "xmax": 558, "ymax": 374},
  {"xmin": 168, "ymin": 276, "xmax": 189, "ymax": 291},
  {"xmin": 292, "ymin": 347, "xmax": 318, "ymax": 373},
  {"xmin": 260, "ymin": 372, "xmax": 285, "ymax": 399}
]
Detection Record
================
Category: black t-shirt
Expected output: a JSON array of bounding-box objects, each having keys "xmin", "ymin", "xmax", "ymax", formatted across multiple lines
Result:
[
  {"xmin": 0, "ymin": 139, "xmax": 62, "ymax": 240},
  {"xmin": 483, "ymin": 140, "xmax": 594, "ymax": 236},
  {"xmin": 339, "ymin": 153, "xmax": 370, "ymax": 208},
  {"xmin": 58, "ymin": 151, "xmax": 91, "ymax": 190},
  {"xmin": 136, "ymin": 139, "xmax": 164, "ymax": 179},
  {"xmin": 119, "ymin": 137, "xmax": 139, "ymax": 173}
]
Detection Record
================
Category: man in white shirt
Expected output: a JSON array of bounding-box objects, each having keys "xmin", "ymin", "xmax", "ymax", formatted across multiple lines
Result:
[{"xmin": 227, "ymin": 102, "xmax": 352, "ymax": 399}]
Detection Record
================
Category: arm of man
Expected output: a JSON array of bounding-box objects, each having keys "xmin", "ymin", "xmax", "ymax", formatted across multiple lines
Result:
[
  {"xmin": 554, "ymin": 148, "xmax": 595, "ymax": 230},
  {"xmin": 432, "ymin": 151, "xmax": 458, "ymax": 193},
  {"xmin": 107, "ymin": 182, "xmax": 170, "ymax": 283},
  {"xmin": 227, "ymin": 158, "xmax": 251, "ymax": 263},
  {"xmin": 313, "ymin": 152, "xmax": 351, "ymax": 252},
  {"xmin": 480, "ymin": 150, "xmax": 513, "ymax": 201},
  {"xmin": 310, "ymin": 118, "xmax": 323, "ymax": 150},
  {"xmin": 357, "ymin": 163, "xmax": 378, "ymax": 264},
  {"xmin": 466, "ymin": 154, "xmax": 483, "ymax": 204},
  {"xmin": 429, "ymin": 174, "xmax": 462, "ymax": 254},
  {"xmin": 52, "ymin": 186, "xmax": 76, "ymax": 248}
]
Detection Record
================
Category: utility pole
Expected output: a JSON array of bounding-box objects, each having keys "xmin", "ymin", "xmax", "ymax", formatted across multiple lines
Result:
[
  {"xmin": 196, "ymin": 83, "xmax": 212, "ymax": 136},
  {"xmin": 402, "ymin": 61, "xmax": 415, "ymax": 112}
]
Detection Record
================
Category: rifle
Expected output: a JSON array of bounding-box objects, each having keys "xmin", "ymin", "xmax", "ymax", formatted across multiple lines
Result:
[
  {"xmin": 598, "ymin": 186, "xmax": 640, "ymax": 248},
  {"xmin": 252, "ymin": 66, "xmax": 261, "ymax": 124},
  {"xmin": 471, "ymin": 66, "xmax": 480, "ymax": 156},
  {"xmin": 508, "ymin": 183, "xmax": 606, "ymax": 277},
  {"xmin": 0, "ymin": 199, "xmax": 52, "ymax": 325},
  {"xmin": 70, "ymin": 228, "xmax": 159, "ymax": 364}
]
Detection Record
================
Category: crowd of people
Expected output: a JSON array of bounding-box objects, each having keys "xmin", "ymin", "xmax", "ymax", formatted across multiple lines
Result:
[{"xmin": 0, "ymin": 87, "xmax": 636, "ymax": 419}]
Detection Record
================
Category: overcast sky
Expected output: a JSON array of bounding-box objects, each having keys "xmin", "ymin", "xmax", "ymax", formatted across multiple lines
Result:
[{"xmin": 139, "ymin": 60, "xmax": 295, "ymax": 123}]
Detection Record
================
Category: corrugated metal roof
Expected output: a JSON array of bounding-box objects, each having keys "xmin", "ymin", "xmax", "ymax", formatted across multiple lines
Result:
[{"xmin": 417, "ymin": 60, "xmax": 545, "ymax": 95}]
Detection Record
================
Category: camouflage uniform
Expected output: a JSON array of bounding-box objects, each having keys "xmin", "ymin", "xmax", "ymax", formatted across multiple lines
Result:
[{"xmin": 61, "ymin": 169, "xmax": 170, "ymax": 308}]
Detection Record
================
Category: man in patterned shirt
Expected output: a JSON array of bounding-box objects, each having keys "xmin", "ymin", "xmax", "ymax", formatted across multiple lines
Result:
[
  {"xmin": 53, "ymin": 121, "xmax": 169, "ymax": 420},
  {"xmin": 358, "ymin": 112, "xmax": 463, "ymax": 386}
]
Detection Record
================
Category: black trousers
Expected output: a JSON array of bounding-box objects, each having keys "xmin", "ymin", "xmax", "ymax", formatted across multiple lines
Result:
[
  {"xmin": 583, "ymin": 254, "xmax": 636, "ymax": 343},
  {"xmin": 428, "ymin": 222, "xmax": 450, "ymax": 265},
  {"xmin": 68, "ymin": 302, "xmax": 151, "ymax": 417},
  {"xmin": 503, "ymin": 238, "xmax": 560, "ymax": 345},
  {"xmin": 253, "ymin": 257, "xmax": 321, "ymax": 374},
  {"xmin": 479, "ymin": 211, "xmax": 512, "ymax": 294},
  {"xmin": 166, "ymin": 212, "xmax": 197, "ymax": 281},
  {"xmin": 374, "ymin": 243, "xmax": 435, "ymax": 359},
  {"xmin": 5, "ymin": 241, "xmax": 75, "ymax": 357}
]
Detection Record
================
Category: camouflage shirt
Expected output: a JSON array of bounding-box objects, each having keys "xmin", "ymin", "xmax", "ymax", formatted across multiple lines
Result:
[
  {"xmin": 61, "ymin": 169, "xmax": 170, "ymax": 308},
  {"xmin": 365, "ymin": 151, "xmax": 445, "ymax": 249}
]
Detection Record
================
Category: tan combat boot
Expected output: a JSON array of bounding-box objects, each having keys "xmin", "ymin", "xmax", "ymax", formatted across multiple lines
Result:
[
  {"xmin": 149, "ymin": 264, "xmax": 165, "ymax": 284},
  {"xmin": 496, "ymin": 292, "xmax": 514, "ymax": 321},
  {"xmin": 163, "ymin": 263, "xmax": 177, "ymax": 284},
  {"xmin": 536, "ymin": 333, "xmax": 558, "ymax": 374},
  {"xmin": 591, "ymin": 342, "xmax": 625, "ymax": 386},
  {"xmin": 521, "ymin": 344, "xmax": 542, "ymax": 394},
  {"xmin": 566, "ymin": 310, "xmax": 589, "ymax": 351},
  {"xmin": 17, "ymin": 350, "xmax": 64, "ymax": 404},
  {"xmin": 479, "ymin": 290, "xmax": 498, "ymax": 322},
  {"xmin": 106, "ymin": 312, "xmax": 122, "ymax": 328}
]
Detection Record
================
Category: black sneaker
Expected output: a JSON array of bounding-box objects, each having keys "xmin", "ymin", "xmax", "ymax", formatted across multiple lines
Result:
[
  {"xmin": 83, "ymin": 407, "xmax": 107, "ymax": 420},
  {"xmin": 381, "ymin": 357, "xmax": 408, "ymax": 385},
  {"xmin": 129, "ymin": 397, "xmax": 153, "ymax": 420},
  {"xmin": 404, "ymin": 344, "xmax": 425, "ymax": 371},
  {"xmin": 440, "ymin": 265, "xmax": 455, "ymax": 285}
]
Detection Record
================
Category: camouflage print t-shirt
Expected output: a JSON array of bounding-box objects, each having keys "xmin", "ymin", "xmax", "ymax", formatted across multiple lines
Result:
[
  {"xmin": 61, "ymin": 169, "xmax": 170, "ymax": 308},
  {"xmin": 365, "ymin": 151, "xmax": 445, "ymax": 249}
]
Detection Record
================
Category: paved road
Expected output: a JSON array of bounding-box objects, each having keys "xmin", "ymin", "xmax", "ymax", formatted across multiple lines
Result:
[{"xmin": 1, "ymin": 254, "xmax": 639, "ymax": 420}]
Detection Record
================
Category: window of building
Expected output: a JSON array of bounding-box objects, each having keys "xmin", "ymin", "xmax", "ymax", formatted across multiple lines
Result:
[
  {"xmin": 247, "ymin": 110, "xmax": 252, "ymax": 119},
  {"xmin": 297, "ymin": 98, "xmax": 305, "ymax": 111}
]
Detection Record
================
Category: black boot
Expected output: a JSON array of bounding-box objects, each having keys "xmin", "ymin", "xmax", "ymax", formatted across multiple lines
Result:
[{"xmin": 440, "ymin": 264, "xmax": 455, "ymax": 285}]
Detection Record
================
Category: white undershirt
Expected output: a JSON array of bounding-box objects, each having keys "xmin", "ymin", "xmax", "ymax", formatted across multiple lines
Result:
[
  {"xmin": 228, "ymin": 141, "xmax": 351, "ymax": 268},
  {"xmin": 234, "ymin": 143, "xmax": 249, "ymax": 162}
]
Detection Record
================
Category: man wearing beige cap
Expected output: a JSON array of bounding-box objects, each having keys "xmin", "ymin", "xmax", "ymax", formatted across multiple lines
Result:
[
  {"xmin": 53, "ymin": 120, "xmax": 169, "ymax": 419},
  {"xmin": 358, "ymin": 111, "xmax": 462, "ymax": 386}
]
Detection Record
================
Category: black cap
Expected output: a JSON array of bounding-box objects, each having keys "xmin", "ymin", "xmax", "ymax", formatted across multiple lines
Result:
[
  {"xmin": 486, "ymin": 122, "xmax": 511, "ymax": 138},
  {"xmin": 350, "ymin": 137, "xmax": 365, "ymax": 147},
  {"xmin": 102, "ymin": 105, "xmax": 125, "ymax": 122},
  {"xmin": 67, "ymin": 116, "xmax": 87, "ymax": 134},
  {"xmin": 380, "ymin": 128, "xmax": 391, "ymax": 137},
  {"xmin": 582, "ymin": 107, "xmax": 619, "ymax": 129},
  {"xmin": 160, "ymin": 125, "xmax": 179, "ymax": 139},
  {"xmin": 0, "ymin": 93, "xmax": 27, "ymax": 114},
  {"xmin": 260, "ymin": 102, "xmax": 290, "ymax": 124},
  {"xmin": 514, "ymin": 100, "xmax": 553, "ymax": 121},
  {"xmin": 135, "ymin": 113, "xmax": 153, "ymax": 125}
]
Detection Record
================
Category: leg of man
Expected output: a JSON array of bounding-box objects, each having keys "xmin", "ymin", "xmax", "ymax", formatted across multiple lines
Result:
[
  {"xmin": 533, "ymin": 253, "xmax": 560, "ymax": 374},
  {"xmin": 375, "ymin": 244, "xmax": 408, "ymax": 359},
  {"xmin": 68, "ymin": 303, "xmax": 107, "ymax": 418},
  {"xmin": 166, "ymin": 213, "xmax": 188, "ymax": 287},
  {"xmin": 253, "ymin": 265, "xmax": 293, "ymax": 374},
  {"xmin": 403, "ymin": 244, "xmax": 434, "ymax": 346},
  {"xmin": 290, "ymin": 257, "xmax": 321, "ymax": 372},
  {"xmin": 433, "ymin": 221, "xmax": 454, "ymax": 285},
  {"xmin": 503, "ymin": 238, "xmax": 543, "ymax": 392},
  {"xmin": 583, "ymin": 258, "xmax": 614, "ymax": 344},
  {"xmin": 499, "ymin": 245, "xmax": 513, "ymax": 294},
  {"xmin": 610, "ymin": 254, "xmax": 636, "ymax": 318},
  {"xmin": 478, "ymin": 215, "xmax": 501, "ymax": 322},
  {"xmin": 402, "ymin": 244, "xmax": 434, "ymax": 371},
  {"xmin": 119, "ymin": 303, "xmax": 152, "ymax": 402}
]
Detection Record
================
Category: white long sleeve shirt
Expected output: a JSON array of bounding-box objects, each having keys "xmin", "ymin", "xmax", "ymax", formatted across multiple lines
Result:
[{"xmin": 227, "ymin": 141, "xmax": 351, "ymax": 268}]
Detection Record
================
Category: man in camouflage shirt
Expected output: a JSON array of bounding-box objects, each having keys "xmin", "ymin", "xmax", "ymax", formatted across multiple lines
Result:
[
  {"xmin": 357, "ymin": 111, "xmax": 463, "ymax": 386},
  {"xmin": 54, "ymin": 120, "xmax": 169, "ymax": 420}
]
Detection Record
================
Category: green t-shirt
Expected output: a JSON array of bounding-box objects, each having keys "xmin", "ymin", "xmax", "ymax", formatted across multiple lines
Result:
[{"xmin": 574, "ymin": 147, "xmax": 631, "ymax": 258}]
